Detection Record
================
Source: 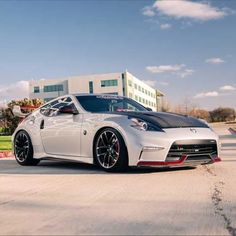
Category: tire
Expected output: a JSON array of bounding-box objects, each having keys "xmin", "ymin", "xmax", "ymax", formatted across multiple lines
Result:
[
  {"xmin": 94, "ymin": 128, "xmax": 128, "ymax": 172},
  {"xmin": 14, "ymin": 130, "xmax": 40, "ymax": 166}
]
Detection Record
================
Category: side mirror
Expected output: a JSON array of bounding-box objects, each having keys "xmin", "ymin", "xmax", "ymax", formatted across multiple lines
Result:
[
  {"xmin": 146, "ymin": 107, "xmax": 153, "ymax": 112},
  {"xmin": 59, "ymin": 104, "xmax": 79, "ymax": 115}
]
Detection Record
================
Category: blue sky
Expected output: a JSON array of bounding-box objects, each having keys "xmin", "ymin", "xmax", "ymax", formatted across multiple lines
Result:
[{"xmin": 0, "ymin": 0, "xmax": 235, "ymax": 109}]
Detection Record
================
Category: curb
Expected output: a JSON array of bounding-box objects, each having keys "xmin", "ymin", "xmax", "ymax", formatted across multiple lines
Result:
[{"xmin": 0, "ymin": 151, "xmax": 14, "ymax": 158}]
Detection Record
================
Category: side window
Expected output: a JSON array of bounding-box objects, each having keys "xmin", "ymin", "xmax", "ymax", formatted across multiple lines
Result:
[
  {"xmin": 40, "ymin": 100, "xmax": 59, "ymax": 117},
  {"xmin": 40, "ymin": 97, "xmax": 76, "ymax": 117}
]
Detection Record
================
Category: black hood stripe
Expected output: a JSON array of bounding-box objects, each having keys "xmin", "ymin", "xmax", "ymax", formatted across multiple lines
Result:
[{"xmin": 101, "ymin": 111, "xmax": 209, "ymax": 129}]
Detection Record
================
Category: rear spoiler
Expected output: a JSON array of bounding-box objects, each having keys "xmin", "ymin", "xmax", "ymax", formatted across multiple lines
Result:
[{"xmin": 12, "ymin": 105, "xmax": 39, "ymax": 118}]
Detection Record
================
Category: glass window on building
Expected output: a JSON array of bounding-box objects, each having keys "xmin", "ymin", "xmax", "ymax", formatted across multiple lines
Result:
[
  {"xmin": 103, "ymin": 92, "xmax": 118, "ymax": 95},
  {"xmin": 44, "ymin": 97, "xmax": 55, "ymax": 103},
  {"xmin": 139, "ymin": 97, "xmax": 141, "ymax": 102},
  {"xmin": 34, "ymin": 86, "xmax": 40, "ymax": 93},
  {"xmin": 129, "ymin": 92, "xmax": 133, "ymax": 98},
  {"xmin": 145, "ymin": 89, "xmax": 147, "ymax": 95},
  {"xmin": 148, "ymin": 91, "xmax": 150, "ymax": 96},
  {"xmin": 101, "ymin": 79, "xmax": 118, "ymax": 87},
  {"xmin": 134, "ymin": 83, "xmax": 137, "ymax": 89},
  {"xmin": 138, "ymin": 85, "xmax": 141, "ymax": 91},
  {"xmin": 135, "ymin": 95, "xmax": 138, "ymax": 101},
  {"xmin": 142, "ymin": 88, "xmax": 144, "ymax": 93},
  {"xmin": 142, "ymin": 98, "xmax": 145, "ymax": 103},
  {"xmin": 146, "ymin": 99, "xmax": 148, "ymax": 105},
  {"xmin": 44, "ymin": 84, "xmax": 64, "ymax": 93},
  {"xmin": 128, "ymin": 80, "xmax": 132, "ymax": 87},
  {"xmin": 89, "ymin": 81, "xmax": 93, "ymax": 94}
]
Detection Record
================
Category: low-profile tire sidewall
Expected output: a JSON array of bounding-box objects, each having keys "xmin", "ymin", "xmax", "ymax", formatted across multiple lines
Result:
[
  {"xmin": 14, "ymin": 130, "xmax": 40, "ymax": 166},
  {"xmin": 94, "ymin": 128, "xmax": 128, "ymax": 172}
]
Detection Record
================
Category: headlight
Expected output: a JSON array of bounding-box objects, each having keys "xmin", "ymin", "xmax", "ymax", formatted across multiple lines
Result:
[{"xmin": 129, "ymin": 117, "xmax": 162, "ymax": 131}]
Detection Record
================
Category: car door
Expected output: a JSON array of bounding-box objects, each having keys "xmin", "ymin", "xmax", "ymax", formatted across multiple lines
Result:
[{"xmin": 40, "ymin": 97, "xmax": 82, "ymax": 157}]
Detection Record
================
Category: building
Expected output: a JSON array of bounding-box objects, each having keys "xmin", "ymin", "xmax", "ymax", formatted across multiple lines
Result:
[{"xmin": 29, "ymin": 71, "xmax": 164, "ymax": 111}]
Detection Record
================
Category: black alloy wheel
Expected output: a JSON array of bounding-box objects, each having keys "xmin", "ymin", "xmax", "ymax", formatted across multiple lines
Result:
[
  {"xmin": 14, "ymin": 130, "xmax": 40, "ymax": 166},
  {"xmin": 94, "ymin": 128, "xmax": 128, "ymax": 172}
]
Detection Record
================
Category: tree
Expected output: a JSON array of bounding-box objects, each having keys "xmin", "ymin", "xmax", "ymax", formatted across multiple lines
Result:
[
  {"xmin": 173, "ymin": 97, "xmax": 197, "ymax": 115},
  {"xmin": 0, "ymin": 98, "xmax": 44, "ymax": 135},
  {"xmin": 189, "ymin": 108, "xmax": 211, "ymax": 122},
  {"xmin": 0, "ymin": 108, "xmax": 20, "ymax": 135},
  {"xmin": 210, "ymin": 107, "xmax": 236, "ymax": 122},
  {"xmin": 161, "ymin": 99, "xmax": 171, "ymax": 112}
]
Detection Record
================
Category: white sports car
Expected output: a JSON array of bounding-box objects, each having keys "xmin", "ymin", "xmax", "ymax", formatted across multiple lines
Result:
[{"xmin": 12, "ymin": 94, "xmax": 221, "ymax": 172}]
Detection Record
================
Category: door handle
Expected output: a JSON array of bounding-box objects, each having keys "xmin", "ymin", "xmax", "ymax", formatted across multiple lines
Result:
[{"xmin": 40, "ymin": 119, "xmax": 44, "ymax": 129}]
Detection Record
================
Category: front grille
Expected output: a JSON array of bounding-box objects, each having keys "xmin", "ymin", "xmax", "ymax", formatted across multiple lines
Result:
[{"xmin": 166, "ymin": 139, "xmax": 217, "ymax": 164}]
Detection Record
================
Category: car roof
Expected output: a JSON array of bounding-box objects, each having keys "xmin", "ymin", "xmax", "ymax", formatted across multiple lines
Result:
[{"xmin": 72, "ymin": 93, "xmax": 123, "ymax": 97}]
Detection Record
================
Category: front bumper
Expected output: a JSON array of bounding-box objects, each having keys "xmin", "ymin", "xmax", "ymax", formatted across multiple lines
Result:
[
  {"xmin": 137, "ymin": 138, "xmax": 221, "ymax": 167},
  {"xmin": 137, "ymin": 155, "xmax": 221, "ymax": 167}
]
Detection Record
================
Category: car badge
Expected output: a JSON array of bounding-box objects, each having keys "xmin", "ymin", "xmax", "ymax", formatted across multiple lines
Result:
[{"xmin": 190, "ymin": 128, "xmax": 197, "ymax": 133}]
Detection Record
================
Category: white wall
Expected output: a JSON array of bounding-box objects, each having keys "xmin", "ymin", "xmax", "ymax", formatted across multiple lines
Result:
[
  {"xmin": 29, "ymin": 79, "xmax": 68, "ymax": 101},
  {"xmin": 125, "ymin": 72, "xmax": 160, "ymax": 111},
  {"xmin": 29, "ymin": 72, "xmax": 164, "ymax": 110},
  {"xmin": 67, "ymin": 73, "xmax": 123, "ymax": 95}
]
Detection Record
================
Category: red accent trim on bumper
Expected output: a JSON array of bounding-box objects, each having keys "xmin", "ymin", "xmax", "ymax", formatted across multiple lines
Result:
[
  {"xmin": 214, "ymin": 157, "xmax": 221, "ymax": 162},
  {"xmin": 137, "ymin": 155, "xmax": 187, "ymax": 166},
  {"xmin": 137, "ymin": 156, "xmax": 221, "ymax": 167}
]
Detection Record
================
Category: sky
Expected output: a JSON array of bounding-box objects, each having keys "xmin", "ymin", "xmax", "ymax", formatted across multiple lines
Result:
[{"xmin": 0, "ymin": 0, "xmax": 236, "ymax": 110}]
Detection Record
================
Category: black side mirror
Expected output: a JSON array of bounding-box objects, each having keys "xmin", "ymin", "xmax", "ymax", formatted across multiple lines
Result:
[
  {"xmin": 59, "ymin": 104, "xmax": 79, "ymax": 115},
  {"xmin": 146, "ymin": 107, "xmax": 153, "ymax": 112}
]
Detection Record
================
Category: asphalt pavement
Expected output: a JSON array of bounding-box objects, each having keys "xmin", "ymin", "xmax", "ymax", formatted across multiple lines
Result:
[{"xmin": 0, "ymin": 123, "xmax": 235, "ymax": 235}]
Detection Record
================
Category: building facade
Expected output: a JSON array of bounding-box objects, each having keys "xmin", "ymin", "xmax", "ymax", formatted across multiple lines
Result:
[{"xmin": 29, "ymin": 71, "xmax": 164, "ymax": 111}]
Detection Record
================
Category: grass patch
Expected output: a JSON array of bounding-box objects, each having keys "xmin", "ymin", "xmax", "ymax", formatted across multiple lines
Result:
[{"xmin": 0, "ymin": 136, "xmax": 12, "ymax": 151}]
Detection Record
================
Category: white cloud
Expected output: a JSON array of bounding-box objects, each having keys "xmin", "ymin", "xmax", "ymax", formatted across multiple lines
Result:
[
  {"xmin": 179, "ymin": 69, "xmax": 194, "ymax": 78},
  {"xmin": 141, "ymin": 80, "xmax": 156, "ymax": 87},
  {"xmin": 153, "ymin": 0, "xmax": 227, "ymax": 21},
  {"xmin": 142, "ymin": 6, "xmax": 155, "ymax": 17},
  {"xmin": 0, "ymin": 80, "xmax": 29, "ymax": 103},
  {"xmin": 146, "ymin": 64, "xmax": 194, "ymax": 78},
  {"xmin": 146, "ymin": 64, "xmax": 185, "ymax": 74},
  {"xmin": 220, "ymin": 85, "xmax": 236, "ymax": 91},
  {"xmin": 194, "ymin": 91, "xmax": 219, "ymax": 98},
  {"xmin": 159, "ymin": 81, "xmax": 169, "ymax": 86},
  {"xmin": 205, "ymin": 57, "xmax": 225, "ymax": 64},
  {"xmin": 160, "ymin": 23, "xmax": 171, "ymax": 29}
]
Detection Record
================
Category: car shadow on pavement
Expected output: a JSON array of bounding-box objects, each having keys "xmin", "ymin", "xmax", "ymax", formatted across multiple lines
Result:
[{"xmin": 0, "ymin": 158, "xmax": 196, "ymax": 175}]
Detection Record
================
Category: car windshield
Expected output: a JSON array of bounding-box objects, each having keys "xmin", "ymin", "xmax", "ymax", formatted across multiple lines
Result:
[{"xmin": 76, "ymin": 95, "xmax": 148, "ymax": 112}]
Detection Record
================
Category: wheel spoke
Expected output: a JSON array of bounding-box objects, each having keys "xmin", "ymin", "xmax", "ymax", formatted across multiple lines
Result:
[
  {"xmin": 96, "ymin": 130, "xmax": 120, "ymax": 169},
  {"xmin": 102, "ymin": 153, "xmax": 108, "ymax": 166},
  {"xmin": 15, "ymin": 132, "xmax": 30, "ymax": 162},
  {"xmin": 108, "ymin": 133, "xmax": 115, "ymax": 144},
  {"xmin": 97, "ymin": 152, "xmax": 107, "ymax": 157},
  {"xmin": 100, "ymin": 135, "xmax": 106, "ymax": 146},
  {"xmin": 96, "ymin": 146, "xmax": 107, "ymax": 150},
  {"xmin": 103, "ymin": 132, "xmax": 109, "ymax": 144}
]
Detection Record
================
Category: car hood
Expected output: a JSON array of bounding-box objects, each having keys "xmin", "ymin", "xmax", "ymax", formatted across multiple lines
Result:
[{"xmin": 101, "ymin": 111, "xmax": 209, "ymax": 129}]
